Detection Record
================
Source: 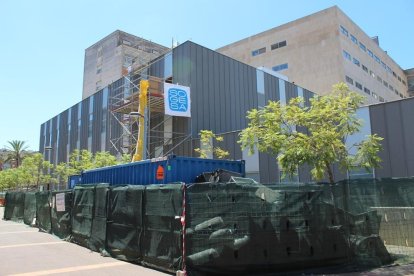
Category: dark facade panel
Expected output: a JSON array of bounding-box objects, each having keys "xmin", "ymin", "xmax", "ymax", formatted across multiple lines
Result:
[
  {"xmin": 173, "ymin": 41, "xmax": 257, "ymax": 137},
  {"xmin": 401, "ymin": 99, "xmax": 414, "ymax": 175},
  {"xmin": 259, "ymin": 152, "xmax": 279, "ymax": 183},
  {"xmin": 285, "ymin": 81, "xmax": 298, "ymax": 102},
  {"xmin": 384, "ymin": 102, "xmax": 408, "ymax": 176},
  {"xmin": 264, "ymin": 73, "xmax": 280, "ymax": 102},
  {"xmin": 369, "ymin": 104, "xmax": 392, "ymax": 177}
]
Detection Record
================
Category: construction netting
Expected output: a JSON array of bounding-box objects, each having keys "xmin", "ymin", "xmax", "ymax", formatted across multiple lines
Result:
[
  {"xmin": 106, "ymin": 185, "xmax": 145, "ymax": 263},
  {"xmin": 23, "ymin": 192, "xmax": 36, "ymax": 225},
  {"xmin": 50, "ymin": 190, "xmax": 73, "ymax": 239},
  {"xmin": 2, "ymin": 177, "xmax": 414, "ymax": 275},
  {"xmin": 142, "ymin": 184, "xmax": 183, "ymax": 272},
  {"xmin": 3, "ymin": 191, "xmax": 25, "ymax": 221},
  {"xmin": 36, "ymin": 191, "xmax": 52, "ymax": 233}
]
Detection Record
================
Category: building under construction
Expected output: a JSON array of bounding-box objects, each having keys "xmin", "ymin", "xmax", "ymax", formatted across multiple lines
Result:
[{"xmin": 40, "ymin": 37, "xmax": 414, "ymax": 182}]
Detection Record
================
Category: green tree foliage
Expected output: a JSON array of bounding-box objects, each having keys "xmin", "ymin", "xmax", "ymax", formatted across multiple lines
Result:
[
  {"xmin": 20, "ymin": 153, "xmax": 55, "ymax": 189},
  {"xmin": 6, "ymin": 140, "xmax": 28, "ymax": 167},
  {"xmin": 239, "ymin": 83, "xmax": 383, "ymax": 183},
  {"xmin": 194, "ymin": 130, "xmax": 230, "ymax": 159},
  {"xmin": 94, "ymin": 151, "xmax": 118, "ymax": 167}
]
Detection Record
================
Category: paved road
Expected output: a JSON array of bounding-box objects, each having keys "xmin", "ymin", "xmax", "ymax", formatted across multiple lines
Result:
[{"xmin": 0, "ymin": 207, "xmax": 170, "ymax": 276}]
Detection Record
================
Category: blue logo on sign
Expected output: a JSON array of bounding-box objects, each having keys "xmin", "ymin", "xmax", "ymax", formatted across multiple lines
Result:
[{"xmin": 168, "ymin": 88, "xmax": 188, "ymax": 112}]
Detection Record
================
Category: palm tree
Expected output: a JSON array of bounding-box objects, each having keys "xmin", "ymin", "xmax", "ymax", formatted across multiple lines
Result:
[{"xmin": 6, "ymin": 140, "xmax": 28, "ymax": 168}]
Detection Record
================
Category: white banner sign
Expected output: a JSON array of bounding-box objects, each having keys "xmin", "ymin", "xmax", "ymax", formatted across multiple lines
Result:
[
  {"xmin": 164, "ymin": 83, "xmax": 191, "ymax": 117},
  {"xmin": 55, "ymin": 193, "xmax": 65, "ymax": 212}
]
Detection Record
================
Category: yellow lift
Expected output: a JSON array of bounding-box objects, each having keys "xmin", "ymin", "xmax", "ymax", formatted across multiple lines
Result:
[{"xmin": 132, "ymin": 80, "xmax": 149, "ymax": 162}]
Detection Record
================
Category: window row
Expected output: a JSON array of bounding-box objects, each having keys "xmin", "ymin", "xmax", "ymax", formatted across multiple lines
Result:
[
  {"xmin": 272, "ymin": 63, "xmax": 288, "ymax": 72},
  {"xmin": 345, "ymin": 75, "xmax": 385, "ymax": 102},
  {"xmin": 339, "ymin": 25, "xmax": 406, "ymax": 87},
  {"xmin": 342, "ymin": 50, "xmax": 404, "ymax": 98},
  {"xmin": 252, "ymin": 40, "xmax": 287, "ymax": 57}
]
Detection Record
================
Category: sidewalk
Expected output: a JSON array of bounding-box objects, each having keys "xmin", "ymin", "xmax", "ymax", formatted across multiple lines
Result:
[{"xmin": 0, "ymin": 207, "xmax": 170, "ymax": 276}]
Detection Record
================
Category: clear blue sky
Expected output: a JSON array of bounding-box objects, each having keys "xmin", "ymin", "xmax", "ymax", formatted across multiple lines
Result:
[{"xmin": 0, "ymin": 0, "xmax": 412, "ymax": 151}]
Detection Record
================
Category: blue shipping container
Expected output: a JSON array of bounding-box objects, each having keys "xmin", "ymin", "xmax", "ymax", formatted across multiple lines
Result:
[{"xmin": 79, "ymin": 155, "xmax": 245, "ymax": 186}]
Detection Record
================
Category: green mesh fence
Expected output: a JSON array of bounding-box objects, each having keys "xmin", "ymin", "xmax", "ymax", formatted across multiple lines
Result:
[
  {"xmin": 142, "ymin": 184, "xmax": 184, "ymax": 272},
  {"xmin": 4, "ymin": 192, "xmax": 25, "ymax": 221},
  {"xmin": 184, "ymin": 182, "xmax": 391, "ymax": 275},
  {"xmin": 23, "ymin": 192, "xmax": 37, "ymax": 225},
  {"xmin": 106, "ymin": 185, "xmax": 145, "ymax": 263},
  {"xmin": 50, "ymin": 190, "xmax": 73, "ymax": 239},
  {"xmin": 71, "ymin": 185, "xmax": 96, "ymax": 248},
  {"xmin": 36, "ymin": 191, "xmax": 52, "ymax": 233},
  {"xmin": 89, "ymin": 184, "xmax": 109, "ymax": 252}
]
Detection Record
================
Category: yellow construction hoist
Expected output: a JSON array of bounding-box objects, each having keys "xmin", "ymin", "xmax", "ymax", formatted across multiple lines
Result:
[{"xmin": 132, "ymin": 80, "xmax": 149, "ymax": 162}]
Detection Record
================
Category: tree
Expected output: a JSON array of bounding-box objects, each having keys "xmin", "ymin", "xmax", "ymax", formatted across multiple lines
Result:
[
  {"xmin": 194, "ymin": 130, "xmax": 230, "ymax": 159},
  {"xmin": 20, "ymin": 153, "xmax": 56, "ymax": 190},
  {"xmin": 68, "ymin": 149, "xmax": 94, "ymax": 174},
  {"xmin": 94, "ymin": 151, "xmax": 118, "ymax": 167},
  {"xmin": 6, "ymin": 140, "xmax": 28, "ymax": 167},
  {"xmin": 239, "ymin": 83, "xmax": 383, "ymax": 184}
]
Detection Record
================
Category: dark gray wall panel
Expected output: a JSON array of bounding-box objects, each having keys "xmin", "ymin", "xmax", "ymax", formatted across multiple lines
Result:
[
  {"xmin": 259, "ymin": 152, "xmax": 279, "ymax": 183},
  {"xmin": 369, "ymin": 104, "xmax": 391, "ymax": 177},
  {"xmin": 401, "ymin": 99, "xmax": 414, "ymax": 175}
]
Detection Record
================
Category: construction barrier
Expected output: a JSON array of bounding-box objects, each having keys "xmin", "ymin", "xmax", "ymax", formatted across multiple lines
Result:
[
  {"xmin": 3, "ymin": 177, "xmax": 414, "ymax": 274},
  {"xmin": 51, "ymin": 190, "xmax": 73, "ymax": 239}
]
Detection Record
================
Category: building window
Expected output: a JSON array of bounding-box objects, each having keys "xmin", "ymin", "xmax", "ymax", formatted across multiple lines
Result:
[
  {"xmin": 399, "ymin": 93, "xmax": 404, "ymax": 98},
  {"xmin": 389, "ymin": 84, "xmax": 394, "ymax": 91},
  {"xmin": 342, "ymin": 50, "xmax": 351, "ymax": 61},
  {"xmin": 372, "ymin": 92, "xmax": 378, "ymax": 99},
  {"xmin": 398, "ymin": 76, "xmax": 402, "ymax": 82},
  {"xmin": 370, "ymin": 70, "xmax": 375, "ymax": 78},
  {"xmin": 395, "ymin": 89, "xmax": 399, "ymax": 95},
  {"xmin": 376, "ymin": 76, "xmax": 382, "ymax": 83},
  {"xmin": 379, "ymin": 96, "xmax": 385, "ymax": 102},
  {"xmin": 252, "ymin": 47, "xmax": 266, "ymax": 56},
  {"xmin": 350, "ymin": 34, "xmax": 358, "ymax": 44},
  {"xmin": 386, "ymin": 66, "xmax": 392, "ymax": 74},
  {"xmin": 340, "ymin": 25, "xmax": 348, "ymax": 37},
  {"xmin": 402, "ymin": 80, "xmax": 406, "ymax": 86},
  {"xmin": 272, "ymin": 63, "xmax": 288, "ymax": 71},
  {"xmin": 124, "ymin": 55, "xmax": 133, "ymax": 67},
  {"xmin": 392, "ymin": 71, "xmax": 397, "ymax": 78},
  {"xmin": 381, "ymin": 61, "xmax": 387, "ymax": 70},
  {"xmin": 363, "ymin": 87, "xmax": 371, "ymax": 95},
  {"xmin": 353, "ymin": 58, "xmax": 360, "ymax": 67},
  {"xmin": 383, "ymin": 80, "xmax": 388, "ymax": 88},
  {"xmin": 96, "ymin": 66, "xmax": 102, "ymax": 74},
  {"xmin": 345, "ymin": 75, "xmax": 354, "ymax": 85},
  {"xmin": 374, "ymin": 55, "xmax": 381, "ymax": 64},
  {"xmin": 359, "ymin": 42, "xmax": 366, "ymax": 52},
  {"xmin": 367, "ymin": 49, "xmax": 373, "ymax": 58},
  {"xmin": 271, "ymin": 40, "xmax": 287, "ymax": 50},
  {"xmin": 96, "ymin": 80, "xmax": 102, "ymax": 91},
  {"xmin": 355, "ymin": 82, "xmax": 362, "ymax": 90},
  {"xmin": 362, "ymin": 65, "xmax": 368, "ymax": 73}
]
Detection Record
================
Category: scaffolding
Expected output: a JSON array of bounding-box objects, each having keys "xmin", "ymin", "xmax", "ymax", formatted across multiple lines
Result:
[{"xmin": 108, "ymin": 55, "xmax": 191, "ymax": 160}]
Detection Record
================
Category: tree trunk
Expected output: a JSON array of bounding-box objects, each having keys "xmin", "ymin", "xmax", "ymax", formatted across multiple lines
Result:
[{"xmin": 325, "ymin": 161, "xmax": 335, "ymax": 184}]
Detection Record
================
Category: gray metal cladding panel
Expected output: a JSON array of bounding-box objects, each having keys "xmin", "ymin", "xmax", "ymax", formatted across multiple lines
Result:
[
  {"xmin": 92, "ymin": 92, "xmax": 103, "ymax": 153},
  {"xmin": 39, "ymin": 124, "xmax": 45, "ymax": 153},
  {"xmin": 173, "ymin": 42, "xmax": 257, "ymax": 137},
  {"xmin": 214, "ymin": 131, "xmax": 242, "ymax": 160},
  {"xmin": 298, "ymin": 164, "xmax": 312, "ymax": 183},
  {"xmin": 259, "ymin": 152, "xmax": 279, "ymax": 183},
  {"xmin": 264, "ymin": 73, "xmax": 280, "ymax": 102},
  {"xmin": 369, "ymin": 104, "xmax": 391, "ymax": 177},
  {"xmin": 81, "ymin": 99, "xmax": 89, "ymax": 150},
  {"xmin": 285, "ymin": 82, "xmax": 298, "ymax": 102},
  {"xmin": 401, "ymin": 99, "xmax": 414, "ymax": 175},
  {"xmin": 149, "ymin": 58, "xmax": 164, "ymax": 79},
  {"xmin": 383, "ymin": 102, "xmax": 408, "ymax": 176},
  {"xmin": 303, "ymin": 89, "xmax": 314, "ymax": 107}
]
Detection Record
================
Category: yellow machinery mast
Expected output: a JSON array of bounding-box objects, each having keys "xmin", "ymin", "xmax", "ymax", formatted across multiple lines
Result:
[{"xmin": 132, "ymin": 80, "xmax": 150, "ymax": 162}]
